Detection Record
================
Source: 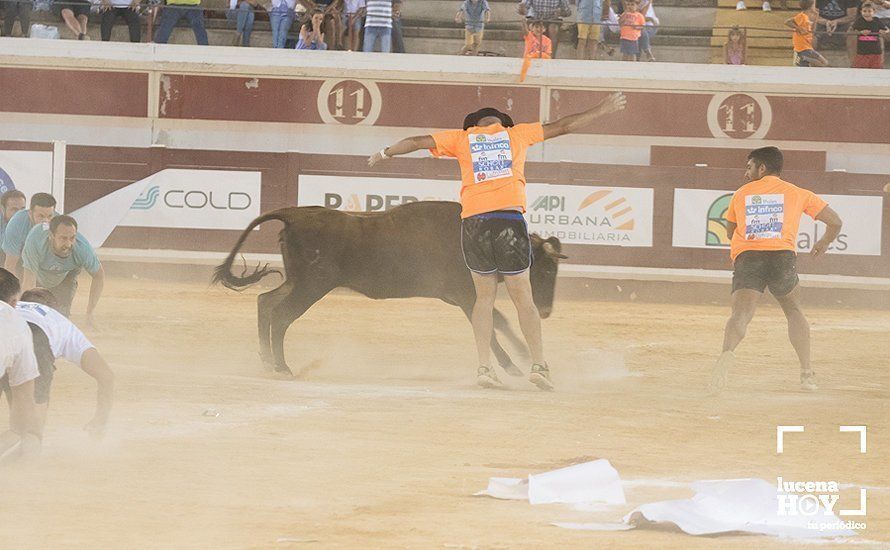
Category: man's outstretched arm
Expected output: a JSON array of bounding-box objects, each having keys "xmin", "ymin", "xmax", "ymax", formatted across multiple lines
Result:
[
  {"xmin": 812, "ymin": 206, "xmax": 843, "ymax": 257},
  {"xmin": 542, "ymin": 92, "xmax": 626, "ymax": 140},
  {"xmin": 368, "ymin": 135, "xmax": 438, "ymax": 167}
]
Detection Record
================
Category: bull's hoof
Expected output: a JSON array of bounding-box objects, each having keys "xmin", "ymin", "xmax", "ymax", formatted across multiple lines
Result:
[{"xmin": 500, "ymin": 361, "xmax": 524, "ymax": 377}]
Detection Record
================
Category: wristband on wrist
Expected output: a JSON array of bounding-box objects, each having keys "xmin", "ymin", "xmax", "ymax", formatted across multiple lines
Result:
[{"xmin": 379, "ymin": 148, "xmax": 390, "ymax": 160}]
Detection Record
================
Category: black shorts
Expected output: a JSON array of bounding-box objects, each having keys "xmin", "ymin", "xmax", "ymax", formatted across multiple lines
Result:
[
  {"xmin": 54, "ymin": 0, "xmax": 91, "ymax": 18},
  {"xmin": 0, "ymin": 324, "xmax": 56, "ymax": 405},
  {"xmin": 732, "ymin": 250, "xmax": 799, "ymax": 297},
  {"xmin": 461, "ymin": 211, "xmax": 531, "ymax": 275}
]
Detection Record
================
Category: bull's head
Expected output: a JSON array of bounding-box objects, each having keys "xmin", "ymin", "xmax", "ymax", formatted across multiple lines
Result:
[{"xmin": 529, "ymin": 233, "xmax": 567, "ymax": 319}]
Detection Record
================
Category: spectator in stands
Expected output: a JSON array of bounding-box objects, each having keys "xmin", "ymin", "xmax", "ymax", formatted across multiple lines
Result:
[
  {"xmin": 363, "ymin": 0, "xmax": 391, "ymax": 52},
  {"xmin": 523, "ymin": 17, "xmax": 552, "ymax": 56},
  {"xmin": 637, "ymin": 0, "xmax": 658, "ymax": 61},
  {"xmin": 736, "ymin": 0, "xmax": 771, "ymax": 12},
  {"xmin": 3, "ymin": 192, "xmax": 56, "ymax": 276},
  {"xmin": 99, "ymin": 0, "xmax": 143, "ymax": 42},
  {"xmin": 519, "ymin": 0, "xmax": 571, "ymax": 55},
  {"xmin": 456, "ymin": 0, "xmax": 490, "ymax": 55},
  {"xmin": 296, "ymin": 7, "xmax": 327, "ymax": 47},
  {"xmin": 342, "ymin": 0, "xmax": 365, "ymax": 50},
  {"xmin": 154, "ymin": 0, "xmax": 209, "ymax": 44},
  {"xmin": 21, "ymin": 215, "xmax": 104, "ymax": 320},
  {"xmin": 54, "ymin": 0, "xmax": 93, "ymax": 39},
  {"xmin": 619, "ymin": 0, "xmax": 644, "ymax": 60},
  {"xmin": 724, "ymin": 24, "xmax": 747, "ymax": 64},
  {"xmin": 875, "ymin": 0, "xmax": 890, "ymax": 25},
  {"xmin": 391, "ymin": 0, "xmax": 404, "ymax": 51},
  {"xmin": 786, "ymin": 0, "xmax": 829, "ymax": 66},
  {"xmin": 852, "ymin": 1, "xmax": 889, "ymax": 67},
  {"xmin": 228, "ymin": 0, "xmax": 257, "ymax": 46},
  {"xmin": 307, "ymin": 0, "xmax": 342, "ymax": 49},
  {"xmin": 815, "ymin": 0, "xmax": 857, "ymax": 64},
  {"xmin": 575, "ymin": 0, "xmax": 604, "ymax": 59},
  {"xmin": 2, "ymin": 0, "xmax": 33, "ymax": 37},
  {"xmin": 270, "ymin": 0, "xmax": 297, "ymax": 47}
]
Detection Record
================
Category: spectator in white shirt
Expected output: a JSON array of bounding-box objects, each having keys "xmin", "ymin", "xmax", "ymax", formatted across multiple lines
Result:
[
  {"xmin": 99, "ymin": 0, "xmax": 143, "ymax": 42},
  {"xmin": 363, "ymin": 0, "xmax": 391, "ymax": 52},
  {"xmin": 0, "ymin": 268, "xmax": 41, "ymax": 462}
]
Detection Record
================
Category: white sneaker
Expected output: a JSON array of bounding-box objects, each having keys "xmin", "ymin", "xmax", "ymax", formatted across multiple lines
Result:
[
  {"xmin": 800, "ymin": 370, "xmax": 818, "ymax": 391},
  {"xmin": 477, "ymin": 366, "xmax": 503, "ymax": 389},
  {"xmin": 762, "ymin": 1, "xmax": 772, "ymax": 10},
  {"xmin": 736, "ymin": 1, "xmax": 747, "ymax": 9},
  {"xmin": 709, "ymin": 351, "xmax": 735, "ymax": 394}
]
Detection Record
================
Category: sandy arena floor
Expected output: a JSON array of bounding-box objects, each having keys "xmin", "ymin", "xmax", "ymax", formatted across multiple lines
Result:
[{"xmin": 1, "ymin": 276, "xmax": 888, "ymax": 548}]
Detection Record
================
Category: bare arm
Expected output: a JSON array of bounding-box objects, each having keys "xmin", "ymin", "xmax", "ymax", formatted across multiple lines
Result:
[
  {"xmin": 86, "ymin": 265, "xmax": 105, "ymax": 325},
  {"xmin": 80, "ymin": 348, "xmax": 114, "ymax": 438},
  {"xmin": 3, "ymin": 254, "xmax": 18, "ymax": 273},
  {"xmin": 368, "ymin": 135, "xmax": 437, "ymax": 167},
  {"xmin": 725, "ymin": 221, "xmax": 737, "ymax": 240},
  {"xmin": 10, "ymin": 379, "xmax": 38, "ymax": 437},
  {"xmin": 812, "ymin": 205, "xmax": 843, "ymax": 257},
  {"xmin": 542, "ymin": 92, "xmax": 626, "ymax": 140}
]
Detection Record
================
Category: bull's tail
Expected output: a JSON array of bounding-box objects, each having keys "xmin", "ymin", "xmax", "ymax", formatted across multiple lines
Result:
[{"xmin": 211, "ymin": 211, "xmax": 288, "ymax": 291}]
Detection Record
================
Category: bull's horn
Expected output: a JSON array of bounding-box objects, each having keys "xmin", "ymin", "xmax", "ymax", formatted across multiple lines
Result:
[{"xmin": 543, "ymin": 242, "xmax": 568, "ymax": 259}]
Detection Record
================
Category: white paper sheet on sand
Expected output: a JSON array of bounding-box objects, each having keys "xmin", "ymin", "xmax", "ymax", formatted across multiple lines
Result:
[
  {"xmin": 555, "ymin": 478, "xmax": 857, "ymax": 539},
  {"xmin": 476, "ymin": 459, "xmax": 626, "ymax": 505}
]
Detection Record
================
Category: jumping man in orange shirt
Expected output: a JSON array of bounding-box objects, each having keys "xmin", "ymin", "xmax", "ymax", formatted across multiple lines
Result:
[
  {"xmin": 368, "ymin": 92, "xmax": 627, "ymax": 390},
  {"xmin": 711, "ymin": 147, "xmax": 843, "ymax": 393}
]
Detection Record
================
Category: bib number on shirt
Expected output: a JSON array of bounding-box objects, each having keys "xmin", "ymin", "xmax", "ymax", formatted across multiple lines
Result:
[
  {"xmin": 744, "ymin": 194, "xmax": 784, "ymax": 240},
  {"xmin": 468, "ymin": 131, "xmax": 513, "ymax": 183}
]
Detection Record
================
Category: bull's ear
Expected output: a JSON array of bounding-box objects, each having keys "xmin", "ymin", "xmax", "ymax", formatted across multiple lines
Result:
[{"xmin": 530, "ymin": 233, "xmax": 544, "ymax": 247}]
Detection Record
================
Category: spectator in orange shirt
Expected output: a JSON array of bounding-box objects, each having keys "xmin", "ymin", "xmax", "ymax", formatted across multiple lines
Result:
[
  {"xmin": 785, "ymin": 0, "xmax": 829, "ymax": 66},
  {"xmin": 619, "ymin": 0, "xmax": 645, "ymax": 60},
  {"xmin": 711, "ymin": 147, "xmax": 843, "ymax": 394},
  {"xmin": 368, "ymin": 93, "xmax": 627, "ymax": 391},
  {"xmin": 524, "ymin": 18, "xmax": 552, "ymax": 58}
]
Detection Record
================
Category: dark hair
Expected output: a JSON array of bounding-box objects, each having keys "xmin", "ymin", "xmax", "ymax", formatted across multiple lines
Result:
[
  {"xmin": 30, "ymin": 192, "xmax": 57, "ymax": 210},
  {"xmin": 861, "ymin": 1, "xmax": 875, "ymax": 8},
  {"xmin": 529, "ymin": 18, "xmax": 546, "ymax": 26},
  {"xmin": 799, "ymin": 0, "xmax": 814, "ymax": 9},
  {"xmin": 1, "ymin": 189, "xmax": 26, "ymax": 208},
  {"xmin": 0, "ymin": 268, "xmax": 21, "ymax": 305},
  {"xmin": 303, "ymin": 8, "xmax": 325, "ymax": 32},
  {"xmin": 49, "ymin": 214, "xmax": 78, "ymax": 233},
  {"xmin": 20, "ymin": 288, "xmax": 59, "ymax": 310},
  {"xmin": 747, "ymin": 146, "xmax": 784, "ymax": 174},
  {"xmin": 462, "ymin": 108, "xmax": 515, "ymax": 130}
]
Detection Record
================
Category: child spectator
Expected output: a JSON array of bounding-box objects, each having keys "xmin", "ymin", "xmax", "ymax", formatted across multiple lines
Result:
[
  {"xmin": 297, "ymin": 7, "xmax": 327, "ymax": 48},
  {"xmin": 519, "ymin": 18, "xmax": 551, "ymax": 80},
  {"xmin": 99, "ymin": 0, "xmax": 143, "ymax": 42},
  {"xmin": 724, "ymin": 24, "xmax": 747, "ymax": 64},
  {"xmin": 619, "ymin": 0, "xmax": 644, "ymax": 60},
  {"xmin": 2, "ymin": 0, "xmax": 33, "ymax": 36},
  {"xmin": 362, "ymin": 0, "xmax": 392, "ymax": 52},
  {"xmin": 54, "ymin": 0, "xmax": 92, "ymax": 39},
  {"xmin": 342, "ymin": 0, "xmax": 365, "ymax": 50},
  {"xmin": 456, "ymin": 0, "xmax": 490, "ymax": 55},
  {"xmin": 519, "ymin": 0, "xmax": 571, "ymax": 55},
  {"xmin": 269, "ymin": 0, "xmax": 298, "ymax": 48},
  {"xmin": 852, "ymin": 1, "xmax": 889, "ymax": 68},
  {"xmin": 785, "ymin": 0, "xmax": 829, "ymax": 66},
  {"xmin": 575, "ymin": 0, "xmax": 605, "ymax": 59}
]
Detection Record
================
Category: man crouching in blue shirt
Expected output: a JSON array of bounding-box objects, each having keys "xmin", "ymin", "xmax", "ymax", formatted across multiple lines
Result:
[{"xmin": 21, "ymin": 215, "xmax": 104, "ymax": 324}]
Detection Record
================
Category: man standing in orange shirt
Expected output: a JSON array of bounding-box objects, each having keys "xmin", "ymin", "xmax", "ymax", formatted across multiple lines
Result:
[
  {"xmin": 368, "ymin": 92, "xmax": 626, "ymax": 390},
  {"xmin": 712, "ymin": 147, "xmax": 842, "ymax": 393}
]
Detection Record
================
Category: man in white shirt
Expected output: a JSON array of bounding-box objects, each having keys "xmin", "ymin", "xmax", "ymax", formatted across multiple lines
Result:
[
  {"xmin": 14, "ymin": 288, "xmax": 115, "ymax": 437},
  {"xmin": 0, "ymin": 268, "xmax": 41, "ymax": 462}
]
